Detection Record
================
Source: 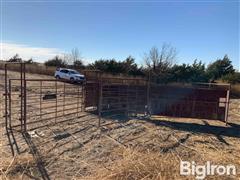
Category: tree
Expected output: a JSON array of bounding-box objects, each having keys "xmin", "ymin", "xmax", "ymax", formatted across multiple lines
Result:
[
  {"xmin": 88, "ymin": 56, "xmax": 144, "ymax": 76},
  {"xmin": 73, "ymin": 60, "xmax": 85, "ymax": 69},
  {"xmin": 63, "ymin": 48, "xmax": 85, "ymax": 69},
  {"xmin": 144, "ymin": 44, "xmax": 177, "ymax": 83},
  {"xmin": 89, "ymin": 59, "xmax": 123, "ymax": 74},
  {"xmin": 45, "ymin": 56, "xmax": 67, "ymax": 67},
  {"xmin": 206, "ymin": 55, "xmax": 234, "ymax": 80},
  {"xmin": 189, "ymin": 60, "xmax": 208, "ymax": 82},
  {"xmin": 170, "ymin": 63, "xmax": 192, "ymax": 83},
  {"xmin": 8, "ymin": 54, "xmax": 22, "ymax": 62},
  {"xmin": 144, "ymin": 46, "xmax": 159, "ymax": 70},
  {"xmin": 71, "ymin": 48, "xmax": 81, "ymax": 64},
  {"xmin": 25, "ymin": 58, "xmax": 34, "ymax": 64},
  {"xmin": 221, "ymin": 72, "xmax": 240, "ymax": 84},
  {"xmin": 63, "ymin": 53, "xmax": 71, "ymax": 66},
  {"xmin": 144, "ymin": 43, "xmax": 177, "ymax": 71},
  {"xmin": 122, "ymin": 56, "xmax": 145, "ymax": 76}
]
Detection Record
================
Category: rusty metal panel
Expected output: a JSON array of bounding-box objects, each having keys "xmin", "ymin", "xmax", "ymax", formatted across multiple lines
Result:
[
  {"xmin": 99, "ymin": 84, "xmax": 147, "ymax": 117},
  {"xmin": 85, "ymin": 82, "xmax": 99, "ymax": 109},
  {"xmin": 150, "ymin": 84, "xmax": 230, "ymax": 121},
  {"xmin": 98, "ymin": 83, "xmax": 230, "ymax": 122}
]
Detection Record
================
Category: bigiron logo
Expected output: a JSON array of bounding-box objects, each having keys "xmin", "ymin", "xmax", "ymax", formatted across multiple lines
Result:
[{"xmin": 180, "ymin": 161, "xmax": 237, "ymax": 179}]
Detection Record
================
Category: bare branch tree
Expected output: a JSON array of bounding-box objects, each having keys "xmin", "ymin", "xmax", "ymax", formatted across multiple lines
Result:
[
  {"xmin": 71, "ymin": 48, "xmax": 84, "ymax": 69},
  {"xmin": 144, "ymin": 43, "xmax": 177, "ymax": 72},
  {"xmin": 63, "ymin": 48, "xmax": 84, "ymax": 68},
  {"xmin": 159, "ymin": 43, "xmax": 177, "ymax": 68},
  {"xmin": 143, "ymin": 54, "xmax": 151, "ymax": 69},
  {"xmin": 71, "ymin": 48, "xmax": 81, "ymax": 63},
  {"xmin": 143, "ymin": 46, "xmax": 159, "ymax": 70},
  {"xmin": 63, "ymin": 53, "xmax": 71, "ymax": 65}
]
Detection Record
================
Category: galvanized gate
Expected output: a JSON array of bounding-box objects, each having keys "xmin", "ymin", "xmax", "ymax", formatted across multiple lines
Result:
[
  {"xmin": 3, "ymin": 63, "xmax": 26, "ymax": 132},
  {"xmin": 3, "ymin": 63, "xmax": 92, "ymax": 133}
]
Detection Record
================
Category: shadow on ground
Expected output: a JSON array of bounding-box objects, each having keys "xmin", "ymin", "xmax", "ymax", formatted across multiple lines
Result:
[{"xmin": 143, "ymin": 118, "xmax": 240, "ymax": 142}]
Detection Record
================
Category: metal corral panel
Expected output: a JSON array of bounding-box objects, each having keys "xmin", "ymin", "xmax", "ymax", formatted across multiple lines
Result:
[{"xmin": 150, "ymin": 84, "xmax": 230, "ymax": 120}]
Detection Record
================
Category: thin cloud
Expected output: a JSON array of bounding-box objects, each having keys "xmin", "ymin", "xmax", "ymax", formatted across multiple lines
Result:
[{"xmin": 0, "ymin": 42, "xmax": 64, "ymax": 62}]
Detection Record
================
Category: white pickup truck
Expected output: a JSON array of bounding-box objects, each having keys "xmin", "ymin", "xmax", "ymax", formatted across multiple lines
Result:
[{"xmin": 54, "ymin": 68, "xmax": 85, "ymax": 83}]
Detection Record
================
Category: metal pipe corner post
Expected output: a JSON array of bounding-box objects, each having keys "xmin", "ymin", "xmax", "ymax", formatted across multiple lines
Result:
[
  {"xmin": 23, "ymin": 63, "xmax": 27, "ymax": 132},
  {"xmin": 4, "ymin": 63, "xmax": 8, "ymax": 132},
  {"xmin": 20, "ymin": 63, "xmax": 23, "ymax": 131},
  {"xmin": 8, "ymin": 79, "xmax": 12, "ymax": 129},
  {"xmin": 98, "ymin": 73, "xmax": 103, "ymax": 128},
  {"xmin": 146, "ymin": 70, "xmax": 151, "ymax": 117}
]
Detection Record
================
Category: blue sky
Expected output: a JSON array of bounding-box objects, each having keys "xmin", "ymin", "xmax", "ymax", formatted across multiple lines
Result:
[{"xmin": 1, "ymin": 0, "xmax": 239, "ymax": 70}]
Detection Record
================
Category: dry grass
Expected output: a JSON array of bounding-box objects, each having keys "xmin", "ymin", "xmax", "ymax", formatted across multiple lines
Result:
[
  {"xmin": 0, "ymin": 62, "xmax": 146, "ymax": 85},
  {"xmin": 84, "ymin": 116, "xmax": 240, "ymax": 180},
  {"xmin": 0, "ymin": 62, "xmax": 56, "ymax": 76},
  {"xmin": 0, "ymin": 153, "xmax": 38, "ymax": 180},
  {"xmin": 85, "ymin": 147, "xmax": 184, "ymax": 180},
  {"xmin": 1, "ymin": 70, "xmax": 240, "ymax": 179},
  {"xmin": 231, "ymin": 84, "xmax": 240, "ymax": 97},
  {"xmin": 85, "ymin": 142, "xmax": 240, "ymax": 180}
]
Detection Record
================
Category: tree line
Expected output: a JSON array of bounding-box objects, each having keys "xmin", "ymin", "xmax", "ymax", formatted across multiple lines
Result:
[{"xmin": 7, "ymin": 45, "xmax": 240, "ymax": 84}]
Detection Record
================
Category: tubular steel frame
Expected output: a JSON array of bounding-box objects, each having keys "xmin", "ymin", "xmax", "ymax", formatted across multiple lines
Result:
[
  {"xmin": 4, "ymin": 63, "xmax": 87, "ymax": 133},
  {"xmin": 21, "ymin": 79, "xmax": 84, "ymax": 131},
  {"xmin": 3, "ymin": 62, "xmax": 231, "ymax": 136},
  {"xmin": 97, "ymin": 81, "xmax": 231, "ymax": 125},
  {"xmin": 4, "ymin": 63, "xmax": 27, "ymax": 132}
]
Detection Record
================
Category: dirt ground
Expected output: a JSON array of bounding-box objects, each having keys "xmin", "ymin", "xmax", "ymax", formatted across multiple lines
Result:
[{"xmin": 0, "ymin": 70, "xmax": 240, "ymax": 180}]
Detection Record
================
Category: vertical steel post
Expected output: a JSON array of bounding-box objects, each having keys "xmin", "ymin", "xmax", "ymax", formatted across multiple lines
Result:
[
  {"xmin": 8, "ymin": 80, "xmax": 12, "ymax": 129},
  {"xmin": 98, "ymin": 74, "xmax": 103, "ymax": 128},
  {"xmin": 20, "ymin": 63, "xmax": 23, "ymax": 131},
  {"xmin": 225, "ymin": 87, "xmax": 230, "ymax": 124},
  {"xmin": 40, "ymin": 81, "xmax": 42, "ymax": 121},
  {"xmin": 135, "ymin": 86, "xmax": 137, "ymax": 116},
  {"xmin": 55, "ymin": 81, "xmax": 57, "ymax": 124},
  {"xmin": 4, "ymin": 64, "xmax": 8, "ymax": 131},
  {"xmin": 77, "ymin": 85, "xmax": 80, "ymax": 117},
  {"xmin": 63, "ymin": 82, "xmax": 65, "ymax": 115},
  {"xmin": 146, "ymin": 70, "xmax": 151, "ymax": 116},
  {"xmin": 23, "ymin": 78, "xmax": 27, "ymax": 132},
  {"xmin": 81, "ymin": 84, "xmax": 85, "ymax": 112},
  {"xmin": 23, "ymin": 63, "xmax": 27, "ymax": 132}
]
